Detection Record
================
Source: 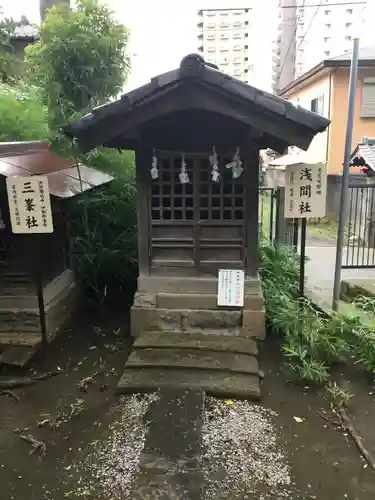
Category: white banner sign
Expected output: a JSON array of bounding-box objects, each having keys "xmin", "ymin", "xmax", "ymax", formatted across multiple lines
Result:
[
  {"xmin": 217, "ymin": 269, "xmax": 245, "ymax": 307},
  {"xmin": 284, "ymin": 162, "xmax": 327, "ymax": 219},
  {"xmin": 6, "ymin": 175, "xmax": 54, "ymax": 234}
]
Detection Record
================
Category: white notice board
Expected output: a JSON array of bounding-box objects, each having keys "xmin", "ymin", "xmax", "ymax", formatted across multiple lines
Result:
[
  {"xmin": 6, "ymin": 175, "xmax": 54, "ymax": 234},
  {"xmin": 217, "ymin": 269, "xmax": 245, "ymax": 307},
  {"xmin": 284, "ymin": 162, "xmax": 327, "ymax": 219}
]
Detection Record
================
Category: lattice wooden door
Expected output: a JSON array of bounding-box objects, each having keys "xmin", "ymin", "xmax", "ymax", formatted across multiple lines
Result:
[{"xmin": 150, "ymin": 154, "xmax": 246, "ymax": 276}]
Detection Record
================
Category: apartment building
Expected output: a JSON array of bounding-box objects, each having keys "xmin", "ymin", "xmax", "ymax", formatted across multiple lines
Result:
[
  {"xmin": 197, "ymin": 7, "xmax": 253, "ymax": 83},
  {"xmin": 273, "ymin": 0, "xmax": 367, "ymax": 92}
]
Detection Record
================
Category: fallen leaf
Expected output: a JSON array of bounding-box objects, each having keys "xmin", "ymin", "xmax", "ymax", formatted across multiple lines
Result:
[
  {"xmin": 225, "ymin": 399, "xmax": 234, "ymax": 405},
  {"xmin": 293, "ymin": 416, "xmax": 305, "ymax": 423}
]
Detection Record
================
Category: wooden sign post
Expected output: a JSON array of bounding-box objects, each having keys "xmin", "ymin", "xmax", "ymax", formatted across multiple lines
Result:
[
  {"xmin": 6, "ymin": 175, "xmax": 54, "ymax": 343},
  {"xmin": 284, "ymin": 162, "xmax": 327, "ymax": 297}
]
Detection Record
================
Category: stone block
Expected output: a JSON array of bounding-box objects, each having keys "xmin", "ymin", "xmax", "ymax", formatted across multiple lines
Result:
[
  {"xmin": 183, "ymin": 309, "xmax": 241, "ymax": 330},
  {"xmin": 133, "ymin": 292, "xmax": 157, "ymax": 308},
  {"xmin": 241, "ymin": 309, "xmax": 266, "ymax": 340},
  {"xmin": 131, "ymin": 307, "xmax": 158, "ymax": 337}
]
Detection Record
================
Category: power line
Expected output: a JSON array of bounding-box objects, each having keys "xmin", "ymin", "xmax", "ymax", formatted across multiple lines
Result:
[
  {"xmin": 277, "ymin": 0, "xmax": 324, "ymax": 86},
  {"xmin": 279, "ymin": 1, "xmax": 365, "ymax": 8}
]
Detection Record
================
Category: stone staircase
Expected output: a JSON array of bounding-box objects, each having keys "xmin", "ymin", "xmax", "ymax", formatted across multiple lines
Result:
[{"xmin": 117, "ymin": 276, "xmax": 265, "ymax": 399}]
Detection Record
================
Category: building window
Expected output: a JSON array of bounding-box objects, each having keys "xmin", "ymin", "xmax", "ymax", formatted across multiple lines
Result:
[
  {"xmin": 325, "ymin": 23, "xmax": 331, "ymax": 29},
  {"xmin": 325, "ymin": 9, "xmax": 331, "ymax": 15},
  {"xmin": 233, "ymin": 57, "xmax": 242, "ymax": 64},
  {"xmin": 345, "ymin": 35, "xmax": 352, "ymax": 41},
  {"xmin": 207, "ymin": 34, "xmax": 215, "ymax": 40},
  {"xmin": 207, "ymin": 11, "xmax": 215, "ymax": 16},
  {"xmin": 346, "ymin": 22, "xmax": 352, "ymax": 28},
  {"xmin": 324, "ymin": 50, "xmax": 330, "ymax": 57},
  {"xmin": 361, "ymin": 78, "xmax": 375, "ymax": 118},
  {"xmin": 311, "ymin": 95, "xmax": 324, "ymax": 116},
  {"xmin": 324, "ymin": 37, "xmax": 330, "ymax": 42},
  {"xmin": 233, "ymin": 10, "xmax": 242, "ymax": 15},
  {"xmin": 346, "ymin": 8, "xmax": 353, "ymax": 15},
  {"xmin": 233, "ymin": 45, "xmax": 242, "ymax": 51},
  {"xmin": 220, "ymin": 10, "xmax": 228, "ymax": 16},
  {"xmin": 207, "ymin": 23, "xmax": 216, "ymax": 29},
  {"xmin": 233, "ymin": 21, "xmax": 243, "ymax": 28},
  {"xmin": 234, "ymin": 69, "xmax": 242, "ymax": 75},
  {"xmin": 233, "ymin": 32, "xmax": 242, "ymax": 39},
  {"xmin": 207, "ymin": 46, "xmax": 216, "ymax": 53},
  {"xmin": 220, "ymin": 46, "xmax": 229, "ymax": 52},
  {"xmin": 220, "ymin": 22, "xmax": 229, "ymax": 28},
  {"xmin": 220, "ymin": 33, "xmax": 229, "ymax": 40}
]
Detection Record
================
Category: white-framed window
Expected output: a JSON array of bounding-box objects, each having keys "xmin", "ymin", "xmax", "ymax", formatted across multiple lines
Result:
[
  {"xmin": 346, "ymin": 8, "xmax": 353, "ymax": 15},
  {"xmin": 324, "ymin": 37, "xmax": 330, "ymax": 42},
  {"xmin": 325, "ymin": 23, "xmax": 331, "ymax": 29},
  {"xmin": 345, "ymin": 35, "xmax": 352, "ymax": 41},
  {"xmin": 324, "ymin": 50, "xmax": 330, "ymax": 57},
  {"xmin": 220, "ymin": 22, "xmax": 229, "ymax": 28},
  {"xmin": 207, "ymin": 58, "xmax": 216, "ymax": 65},
  {"xmin": 361, "ymin": 77, "xmax": 375, "ymax": 118},
  {"xmin": 346, "ymin": 22, "xmax": 352, "ymax": 28},
  {"xmin": 220, "ymin": 33, "xmax": 229, "ymax": 40},
  {"xmin": 233, "ymin": 45, "xmax": 243, "ymax": 51},
  {"xmin": 233, "ymin": 32, "xmax": 242, "ymax": 39},
  {"xmin": 206, "ymin": 11, "xmax": 215, "ymax": 16},
  {"xmin": 207, "ymin": 46, "xmax": 216, "ymax": 53},
  {"xmin": 221, "ymin": 57, "xmax": 229, "ymax": 64},
  {"xmin": 234, "ymin": 68, "xmax": 242, "ymax": 75},
  {"xmin": 207, "ymin": 34, "xmax": 215, "ymax": 40},
  {"xmin": 311, "ymin": 95, "xmax": 324, "ymax": 116},
  {"xmin": 233, "ymin": 57, "xmax": 242, "ymax": 64},
  {"xmin": 220, "ymin": 10, "xmax": 229, "ymax": 16},
  {"xmin": 324, "ymin": 9, "xmax": 331, "ymax": 15},
  {"xmin": 207, "ymin": 22, "xmax": 216, "ymax": 29},
  {"xmin": 233, "ymin": 21, "xmax": 243, "ymax": 28},
  {"xmin": 220, "ymin": 46, "xmax": 229, "ymax": 52}
]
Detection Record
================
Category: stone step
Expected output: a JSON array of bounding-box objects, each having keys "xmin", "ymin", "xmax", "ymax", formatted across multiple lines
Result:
[
  {"xmin": 0, "ymin": 309, "xmax": 40, "ymax": 333},
  {"xmin": 138, "ymin": 275, "xmax": 262, "ymax": 294},
  {"xmin": 0, "ymin": 331, "xmax": 42, "ymax": 347},
  {"xmin": 126, "ymin": 347, "xmax": 259, "ymax": 375},
  {"xmin": 134, "ymin": 331, "xmax": 258, "ymax": 356},
  {"xmin": 117, "ymin": 368, "xmax": 261, "ymax": 400},
  {"xmin": 156, "ymin": 292, "xmax": 263, "ymax": 310}
]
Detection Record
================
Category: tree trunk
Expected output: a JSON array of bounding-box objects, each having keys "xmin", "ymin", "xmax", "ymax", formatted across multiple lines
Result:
[{"xmin": 40, "ymin": 0, "xmax": 70, "ymax": 22}]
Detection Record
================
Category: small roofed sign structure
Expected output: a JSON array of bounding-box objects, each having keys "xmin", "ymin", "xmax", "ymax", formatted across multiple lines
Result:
[
  {"xmin": 0, "ymin": 140, "xmax": 113, "ymax": 354},
  {"xmin": 350, "ymin": 136, "xmax": 375, "ymax": 176},
  {"xmin": 63, "ymin": 54, "xmax": 330, "ymax": 342}
]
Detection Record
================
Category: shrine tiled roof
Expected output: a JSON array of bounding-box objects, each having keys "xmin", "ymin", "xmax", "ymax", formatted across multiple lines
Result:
[{"xmin": 63, "ymin": 53, "xmax": 330, "ymax": 153}]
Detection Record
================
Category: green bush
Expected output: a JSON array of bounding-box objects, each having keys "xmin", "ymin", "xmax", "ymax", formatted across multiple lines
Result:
[
  {"xmin": 260, "ymin": 242, "xmax": 350, "ymax": 384},
  {"xmin": 0, "ymin": 83, "xmax": 50, "ymax": 141},
  {"xmin": 67, "ymin": 147, "xmax": 137, "ymax": 305}
]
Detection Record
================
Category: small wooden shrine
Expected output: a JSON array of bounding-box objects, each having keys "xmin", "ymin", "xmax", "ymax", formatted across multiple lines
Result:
[
  {"xmin": 64, "ymin": 54, "xmax": 329, "ymax": 398},
  {"xmin": 0, "ymin": 140, "xmax": 113, "ymax": 365}
]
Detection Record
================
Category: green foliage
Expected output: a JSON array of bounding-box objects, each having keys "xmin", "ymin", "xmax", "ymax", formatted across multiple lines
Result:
[
  {"xmin": 67, "ymin": 148, "xmax": 137, "ymax": 304},
  {"xmin": 25, "ymin": 0, "xmax": 130, "ymax": 125},
  {"xmin": 0, "ymin": 83, "xmax": 50, "ymax": 141},
  {"xmin": 260, "ymin": 242, "xmax": 351, "ymax": 384},
  {"xmin": 260, "ymin": 242, "xmax": 375, "ymax": 382}
]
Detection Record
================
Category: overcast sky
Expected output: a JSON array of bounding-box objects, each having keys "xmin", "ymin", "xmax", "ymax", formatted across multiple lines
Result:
[{"xmin": 0, "ymin": 0, "xmax": 277, "ymax": 92}]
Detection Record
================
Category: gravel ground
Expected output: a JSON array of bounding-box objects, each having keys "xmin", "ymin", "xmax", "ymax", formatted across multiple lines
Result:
[
  {"xmin": 63, "ymin": 393, "xmax": 158, "ymax": 499},
  {"xmin": 202, "ymin": 397, "xmax": 309, "ymax": 500}
]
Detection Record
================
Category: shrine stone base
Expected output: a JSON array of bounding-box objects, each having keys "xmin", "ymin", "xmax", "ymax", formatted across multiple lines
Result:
[{"xmin": 117, "ymin": 275, "xmax": 265, "ymax": 400}]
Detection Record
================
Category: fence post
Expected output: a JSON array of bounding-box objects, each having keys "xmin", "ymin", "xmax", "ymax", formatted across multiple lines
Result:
[{"xmin": 275, "ymin": 186, "xmax": 286, "ymax": 245}]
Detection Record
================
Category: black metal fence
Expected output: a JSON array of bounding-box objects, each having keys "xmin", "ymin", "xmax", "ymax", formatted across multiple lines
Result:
[
  {"xmin": 259, "ymin": 186, "xmax": 300, "ymax": 251},
  {"xmin": 343, "ymin": 183, "xmax": 375, "ymax": 268}
]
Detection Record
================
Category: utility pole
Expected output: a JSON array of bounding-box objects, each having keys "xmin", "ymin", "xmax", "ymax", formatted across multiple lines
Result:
[{"xmin": 332, "ymin": 36, "xmax": 360, "ymax": 311}]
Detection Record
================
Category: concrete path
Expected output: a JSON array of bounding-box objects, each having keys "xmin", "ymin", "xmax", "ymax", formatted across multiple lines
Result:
[{"xmin": 305, "ymin": 245, "xmax": 375, "ymax": 304}]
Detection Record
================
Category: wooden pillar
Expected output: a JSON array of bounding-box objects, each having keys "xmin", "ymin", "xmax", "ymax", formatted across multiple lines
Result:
[
  {"xmin": 135, "ymin": 148, "xmax": 151, "ymax": 276},
  {"xmin": 244, "ymin": 148, "xmax": 260, "ymax": 277}
]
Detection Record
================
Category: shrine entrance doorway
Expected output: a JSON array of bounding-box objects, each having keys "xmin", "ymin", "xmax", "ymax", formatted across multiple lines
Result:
[{"xmin": 150, "ymin": 152, "xmax": 247, "ymax": 276}]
